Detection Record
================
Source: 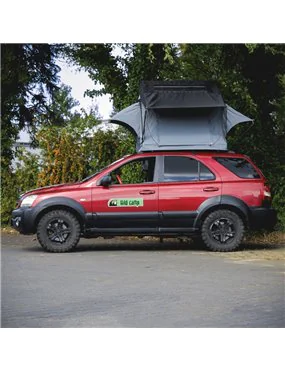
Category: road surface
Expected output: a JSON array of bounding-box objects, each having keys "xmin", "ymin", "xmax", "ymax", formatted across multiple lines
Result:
[{"xmin": 1, "ymin": 234, "xmax": 284, "ymax": 327}]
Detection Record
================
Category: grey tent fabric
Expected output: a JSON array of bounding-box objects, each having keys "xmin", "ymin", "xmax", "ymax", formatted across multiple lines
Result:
[
  {"xmin": 109, "ymin": 81, "xmax": 253, "ymax": 152},
  {"xmin": 111, "ymin": 103, "xmax": 143, "ymax": 138},
  {"xmin": 226, "ymin": 104, "xmax": 253, "ymax": 133}
]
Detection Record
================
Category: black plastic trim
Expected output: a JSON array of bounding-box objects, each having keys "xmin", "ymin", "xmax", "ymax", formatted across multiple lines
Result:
[
  {"xmin": 159, "ymin": 227, "xmax": 198, "ymax": 233},
  {"xmin": 194, "ymin": 195, "xmax": 250, "ymax": 228},
  {"xmin": 11, "ymin": 208, "xmax": 34, "ymax": 234},
  {"xmin": 12, "ymin": 197, "xmax": 90, "ymax": 234},
  {"xmin": 161, "ymin": 211, "xmax": 198, "ymax": 219},
  {"xmin": 249, "ymin": 207, "xmax": 277, "ymax": 230},
  {"xmin": 84, "ymin": 227, "xmax": 198, "ymax": 237},
  {"xmin": 85, "ymin": 227, "xmax": 158, "ymax": 236},
  {"xmin": 92, "ymin": 211, "xmax": 158, "ymax": 229},
  {"xmin": 220, "ymin": 195, "xmax": 250, "ymax": 220},
  {"xmin": 94, "ymin": 212, "xmax": 158, "ymax": 220},
  {"xmin": 160, "ymin": 211, "xmax": 198, "ymax": 228},
  {"xmin": 86, "ymin": 212, "xmax": 93, "ymax": 220}
]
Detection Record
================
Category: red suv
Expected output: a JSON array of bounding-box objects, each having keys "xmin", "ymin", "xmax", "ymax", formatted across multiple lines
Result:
[{"xmin": 11, "ymin": 151, "xmax": 277, "ymax": 252}]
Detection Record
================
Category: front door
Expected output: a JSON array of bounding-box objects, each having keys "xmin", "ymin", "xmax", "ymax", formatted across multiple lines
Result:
[{"xmin": 91, "ymin": 156, "xmax": 159, "ymax": 233}]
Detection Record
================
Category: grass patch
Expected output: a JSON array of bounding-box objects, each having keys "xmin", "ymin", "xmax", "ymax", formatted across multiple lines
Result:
[
  {"xmin": 244, "ymin": 231, "xmax": 285, "ymax": 245},
  {"xmin": 1, "ymin": 226, "xmax": 19, "ymax": 235}
]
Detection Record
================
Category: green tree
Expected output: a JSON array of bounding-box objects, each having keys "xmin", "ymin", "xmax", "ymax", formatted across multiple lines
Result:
[
  {"xmin": 1, "ymin": 43, "xmax": 61, "ymax": 164},
  {"xmin": 64, "ymin": 43, "xmax": 181, "ymax": 110},
  {"xmin": 35, "ymin": 84, "xmax": 80, "ymax": 126}
]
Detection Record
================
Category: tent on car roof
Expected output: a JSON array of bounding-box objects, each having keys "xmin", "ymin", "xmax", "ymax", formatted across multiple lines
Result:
[{"xmin": 109, "ymin": 80, "xmax": 253, "ymax": 152}]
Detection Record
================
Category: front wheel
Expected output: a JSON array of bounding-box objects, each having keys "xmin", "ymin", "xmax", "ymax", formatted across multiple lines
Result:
[
  {"xmin": 37, "ymin": 209, "xmax": 81, "ymax": 252},
  {"xmin": 201, "ymin": 210, "xmax": 244, "ymax": 252}
]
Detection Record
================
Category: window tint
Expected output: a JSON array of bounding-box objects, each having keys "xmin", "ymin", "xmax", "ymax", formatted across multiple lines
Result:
[
  {"xmin": 163, "ymin": 156, "xmax": 215, "ymax": 182},
  {"xmin": 110, "ymin": 157, "xmax": 156, "ymax": 184},
  {"xmin": 214, "ymin": 157, "xmax": 260, "ymax": 179},
  {"xmin": 200, "ymin": 162, "xmax": 215, "ymax": 180}
]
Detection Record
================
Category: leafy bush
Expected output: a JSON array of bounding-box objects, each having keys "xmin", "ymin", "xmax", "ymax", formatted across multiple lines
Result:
[
  {"xmin": 272, "ymin": 177, "xmax": 285, "ymax": 230},
  {"xmin": 36, "ymin": 120, "xmax": 135, "ymax": 187},
  {"xmin": 1, "ymin": 161, "xmax": 18, "ymax": 225},
  {"xmin": 1, "ymin": 149, "xmax": 40, "ymax": 224}
]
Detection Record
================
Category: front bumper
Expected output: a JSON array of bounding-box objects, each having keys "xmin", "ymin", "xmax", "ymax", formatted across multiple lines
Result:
[
  {"xmin": 249, "ymin": 207, "xmax": 277, "ymax": 231},
  {"xmin": 11, "ymin": 207, "xmax": 36, "ymax": 234}
]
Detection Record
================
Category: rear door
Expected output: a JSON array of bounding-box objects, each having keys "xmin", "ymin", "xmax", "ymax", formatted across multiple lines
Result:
[
  {"xmin": 213, "ymin": 156, "xmax": 265, "ymax": 207},
  {"xmin": 91, "ymin": 156, "xmax": 159, "ymax": 232},
  {"xmin": 158, "ymin": 155, "xmax": 222, "ymax": 232}
]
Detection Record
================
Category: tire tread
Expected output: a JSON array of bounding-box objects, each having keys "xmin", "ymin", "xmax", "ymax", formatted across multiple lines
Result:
[
  {"xmin": 37, "ymin": 209, "xmax": 81, "ymax": 252},
  {"xmin": 201, "ymin": 209, "xmax": 244, "ymax": 252}
]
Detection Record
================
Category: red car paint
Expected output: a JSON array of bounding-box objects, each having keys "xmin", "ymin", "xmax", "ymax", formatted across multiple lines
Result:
[{"xmin": 25, "ymin": 152, "xmax": 268, "ymax": 214}]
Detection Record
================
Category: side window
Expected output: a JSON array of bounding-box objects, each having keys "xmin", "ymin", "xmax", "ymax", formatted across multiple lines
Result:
[
  {"xmin": 110, "ymin": 157, "xmax": 156, "ymax": 185},
  {"xmin": 163, "ymin": 156, "xmax": 215, "ymax": 182},
  {"xmin": 200, "ymin": 162, "xmax": 215, "ymax": 181},
  {"xmin": 214, "ymin": 157, "xmax": 260, "ymax": 179}
]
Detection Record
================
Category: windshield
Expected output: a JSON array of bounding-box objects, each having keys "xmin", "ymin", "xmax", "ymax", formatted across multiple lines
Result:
[{"xmin": 80, "ymin": 155, "xmax": 131, "ymax": 183}]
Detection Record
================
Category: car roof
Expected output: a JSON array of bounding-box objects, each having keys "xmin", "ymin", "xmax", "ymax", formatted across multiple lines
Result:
[{"xmin": 132, "ymin": 151, "xmax": 246, "ymax": 158}]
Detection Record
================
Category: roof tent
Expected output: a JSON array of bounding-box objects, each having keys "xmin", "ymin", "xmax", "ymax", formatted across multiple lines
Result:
[{"xmin": 110, "ymin": 80, "xmax": 253, "ymax": 152}]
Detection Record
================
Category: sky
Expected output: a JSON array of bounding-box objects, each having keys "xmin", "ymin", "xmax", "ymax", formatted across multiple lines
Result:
[
  {"xmin": 57, "ymin": 60, "xmax": 113, "ymax": 119},
  {"xmin": 18, "ymin": 61, "xmax": 113, "ymax": 142}
]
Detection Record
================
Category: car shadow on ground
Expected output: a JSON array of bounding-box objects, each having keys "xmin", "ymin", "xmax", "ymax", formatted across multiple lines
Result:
[{"xmin": 21, "ymin": 237, "xmax": 284, "ymax": 253}]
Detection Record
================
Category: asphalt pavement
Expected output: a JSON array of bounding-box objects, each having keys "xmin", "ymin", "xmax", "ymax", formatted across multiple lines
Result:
[{"xmin": 1, "ymin": 234, "xmax": 284, "ymax": 327}]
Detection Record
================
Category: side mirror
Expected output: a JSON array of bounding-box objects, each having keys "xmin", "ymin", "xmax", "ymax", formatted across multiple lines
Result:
[{"xmin": 98, "ymin": 175, "xmax": 112, "ymax": 187}]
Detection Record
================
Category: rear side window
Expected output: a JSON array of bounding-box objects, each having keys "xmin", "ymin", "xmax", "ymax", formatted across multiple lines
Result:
[
  {"xmin": 214, "ymin": 157, "xmax": 260, "ymax": 179},
  {"xmin": 163, "ymin": 156, "xmax": 215, "ymax": 182}
]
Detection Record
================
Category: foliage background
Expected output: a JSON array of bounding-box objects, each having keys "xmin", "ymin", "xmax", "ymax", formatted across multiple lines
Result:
[{"xmin": 1, "ymin": 43, "xmax": 284, "ymax": 229}]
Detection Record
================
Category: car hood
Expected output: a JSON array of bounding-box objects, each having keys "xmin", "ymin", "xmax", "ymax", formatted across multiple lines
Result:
[{"xmin": 21, "ymin": 183, "xmax": 81, "ymax": 197}]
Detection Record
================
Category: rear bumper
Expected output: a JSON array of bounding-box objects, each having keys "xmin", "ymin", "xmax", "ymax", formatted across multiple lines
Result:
[
  {"xmin": 11, "ymin": 208, "xmax": 35, "ymax": 234},
  {"xmin": 249, "ymin": 207, "xmax": 277, "ymax": 231}
]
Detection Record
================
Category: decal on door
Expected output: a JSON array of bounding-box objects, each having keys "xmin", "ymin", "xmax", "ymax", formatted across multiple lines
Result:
[{"xmin": 108, "ymin": 198, "xmax": 144, "ymax": 207}]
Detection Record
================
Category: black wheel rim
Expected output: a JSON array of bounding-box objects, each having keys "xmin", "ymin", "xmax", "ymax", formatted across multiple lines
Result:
[
  {"xmin": 209, "ymin": 217, "xmax": 235, "ymax": 244},
  {"xmin": 46, "ymin": 218, "xmax": 71, "ymax": 244}
]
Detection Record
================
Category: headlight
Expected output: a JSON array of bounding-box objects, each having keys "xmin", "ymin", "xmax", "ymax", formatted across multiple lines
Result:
[{"xmin": 20, "ymin": 195, "xmax": 38, "ymax": 207}]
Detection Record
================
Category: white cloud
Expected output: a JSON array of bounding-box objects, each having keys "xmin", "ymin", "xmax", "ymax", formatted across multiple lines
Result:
[{"xmin": 57, "ymin": 60, "xmax": 113, "ymax": 119}]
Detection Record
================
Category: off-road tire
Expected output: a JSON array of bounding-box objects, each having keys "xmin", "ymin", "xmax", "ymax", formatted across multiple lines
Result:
[
  {"xmin": 201, "ymin": 209, "xmax": 244, "ymax": 252},
  {"xmin": 37, "ymin": 209, "xmax": 81, "ymax": 252}
]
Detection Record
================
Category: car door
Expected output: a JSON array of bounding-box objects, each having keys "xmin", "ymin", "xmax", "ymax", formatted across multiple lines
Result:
[
  {"xmin": 158, "ymin": 155, "xmax": 221, "ymax": 232},
  {"xmin": 91, "ymin": 156, "xmax": 159, "ymax": 232}
]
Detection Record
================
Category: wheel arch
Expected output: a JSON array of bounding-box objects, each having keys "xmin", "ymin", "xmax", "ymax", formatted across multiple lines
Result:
[
  {"xmin": 32, "ymin": 197, "xmax": 87, "ymax": 232},
  {"xmin": 194, "ymin": 195, "xmax": 250, "ymax": 229}
]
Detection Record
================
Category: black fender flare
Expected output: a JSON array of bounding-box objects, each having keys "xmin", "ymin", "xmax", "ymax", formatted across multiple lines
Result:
[
  {"xmin": 29, "ymin": 197, "xmax": 90, "ymax": 231},
  {"xmin": 194, "ymin": 195, "xmax": 250, "ymax": 228}
]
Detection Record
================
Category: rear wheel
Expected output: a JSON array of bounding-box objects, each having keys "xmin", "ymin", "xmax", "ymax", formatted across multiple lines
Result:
[
  {"xmin": 37, "ymin": 209, "xmax": 81, "ymax": 252},
  {"xmin": 201, "ymin": 210, "xmax": 244, "ymax": 252}
]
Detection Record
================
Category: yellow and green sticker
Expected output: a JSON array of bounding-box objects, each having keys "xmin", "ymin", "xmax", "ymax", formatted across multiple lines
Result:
[{"xmin": 108, "ymin": 198, "xmax": 144, "ymax": 207}]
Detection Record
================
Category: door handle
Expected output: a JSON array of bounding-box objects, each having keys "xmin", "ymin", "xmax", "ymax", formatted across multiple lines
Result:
[
  {"xmin": 203, "ymin": 187, "xmax": 219, "ymax": 192},
  {"xmin": 139, "ymin": 190, "xmax": 155, "ymax": 195}
]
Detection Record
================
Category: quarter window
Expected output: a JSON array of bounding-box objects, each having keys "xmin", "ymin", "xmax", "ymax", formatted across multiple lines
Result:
[
  {"xmin": 214, "ymin": 157, "xmax": 260, "ymax": 179},
  {"xmin": 163, "ymin": 156, "xmax": 215, "ymax": 182},
  {"xmin": 200, "ymin": 162, "xmax": 216, "ymax": 181}
]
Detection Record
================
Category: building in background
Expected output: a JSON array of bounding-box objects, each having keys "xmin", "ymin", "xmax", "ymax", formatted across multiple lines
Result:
[{"xmin": 12, "ymin": 129, "xmax": 41, "ymax": 170}]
